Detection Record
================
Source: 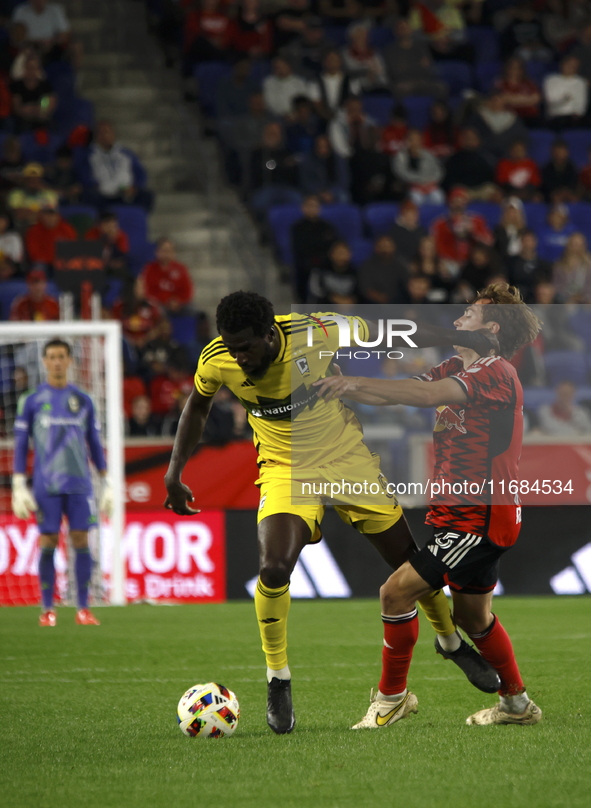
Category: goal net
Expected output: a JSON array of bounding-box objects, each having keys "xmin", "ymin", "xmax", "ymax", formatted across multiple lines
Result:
[{"xmin": 0, "ymin": 322, "xmax": 125, "ymax": 606}]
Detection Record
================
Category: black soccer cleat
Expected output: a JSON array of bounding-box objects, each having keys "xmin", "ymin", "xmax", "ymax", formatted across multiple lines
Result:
[
  {"xmin": 435, "ymin": 637, "xmax": 501, "ymax": 694},
  {"xmin": 267, "ymin": 677, "xmax": 296, "ymax": 734}
]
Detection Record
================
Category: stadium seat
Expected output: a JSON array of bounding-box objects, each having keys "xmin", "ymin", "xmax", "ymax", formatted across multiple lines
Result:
[
  {"xmin": 403, "ymin": 96, "xmax": 434, "ymax": 128},
  {"xmin": 20, "ymin": 131, "xmax": 65, "ymax": 164},
  {"xmin": 0, "ymin": 281, "xmax": 27, "ymax": 320},
  {"xmin": 130, "ymin": 242, "xmax": 156, "ymax": 276},
  {"xmin": 267, "ymin": 204, "xmax": 301, "ymax": 265},
  {"xmin": 523, "ymin": 202, "xmax": 548, "ymax": 231},
  {"xmin": 320, "ymin": 204, "xmax": 362, "ymax": 241},
  {"xmin": 527, "ymin": 130, "xmax": 554, "ymax": 167},
  {"xmin": 435, "ymin": 61, "xmax": 473, "ymax": 95},
  {"xmin": 467, "ymin": 201, "xmax": 502, "ymax": 228},
  {"xmin": 467, "ymin": 26, "xmax": 500, "ymax": 64},
  {"xmin": 527, "ymin": 60, "xmax": 555, "ymax": 87},
  {"xmin": 323, "ymin": 25, "xmax": 348, "ymax": 47},
  {"xmin": 350, "ymin": 237, "xmax": 373, "ymax": 266},
  {"xmin": 419, "ymin": 203, "xmax": 446, "ymax": 229},
  {"xmin": 193, "ymin": 62, "xmax": 232, "ymax": 116},
  {"xmin": 169, "ymin": 312, "xmax": 198, "ymax": 345},
  {"xmin": 475, "ymin": 61, "xmax": 502, "ymax": 94},
  {"xmin": 544, "ymin": 350, "xmax": 589, "ymax": 386},
  {"xmin": 522, "ymin": 387, "xmax": 554, "ymax": 410},
  {"xmin": 369, "ymin": 28, "xmax": 394, "ymax": 49},
  {"xmin": 567, "ymin": 202, "xmax": 591, "ymax": 238},
  {"xmin": 569, "ymin": 307, "xmax": 591, "ymax": 344},
  {"xmin": 109, "ymin": 205, "xmax": 148, "ymax": 257},
  {"xmin": 364, "ymin": 203, "xmax": 399, "ymax": 237},
  {"xmin": 362, "ymin": 95, "xmax": 394, "ymax": 126},
  {"xmin": 60, "ymin": 204, "xmax": 97, "ymax": 236},
  {"xmin": 562, "ymin": 131, "xmax": 591, "ymax": 169}
]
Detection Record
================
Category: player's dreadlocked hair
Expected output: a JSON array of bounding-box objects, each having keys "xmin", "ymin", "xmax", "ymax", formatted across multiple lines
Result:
[
  {"xmin": 216, "ymin": 291, "xmax": 275, "ymax": 337},
  {"xmin": 473, "ymin": 282, "xmax": 542, "ymax": 359}
]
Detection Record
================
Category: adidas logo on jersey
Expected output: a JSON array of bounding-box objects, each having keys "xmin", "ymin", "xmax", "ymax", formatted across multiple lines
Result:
[{"xmin": 241, "ymin": 379, "xmax": 255, "ymax": 387}]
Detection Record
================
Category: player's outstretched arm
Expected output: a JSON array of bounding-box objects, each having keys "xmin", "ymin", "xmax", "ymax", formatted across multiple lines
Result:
[
  {"xmin": 164, "ymin": 387, "xmax": 214, "ymax": 515},
  {"xmin": 315, "ymin": 376, "xmax": 468, "ymax": 407}
]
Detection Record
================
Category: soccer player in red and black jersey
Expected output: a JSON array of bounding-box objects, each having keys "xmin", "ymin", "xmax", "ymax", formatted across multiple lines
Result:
[{"xmin": 315, "ymin": 283, "xmax": 543, "ymax": 728}]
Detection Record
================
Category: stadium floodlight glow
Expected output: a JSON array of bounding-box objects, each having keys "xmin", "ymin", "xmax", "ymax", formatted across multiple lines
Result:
[{"xmin": 0, "ymin": 321, "xmax": 125, "ymax": 605}]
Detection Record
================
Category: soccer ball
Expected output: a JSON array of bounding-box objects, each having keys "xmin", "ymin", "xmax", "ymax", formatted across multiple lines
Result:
[{"xmin": 177, "ymin": 683, "xmax": 240, "ymax": 738}]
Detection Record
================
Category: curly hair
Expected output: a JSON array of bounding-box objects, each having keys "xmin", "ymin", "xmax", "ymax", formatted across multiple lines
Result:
[
  {"xmin": 216, "ymin": 291, "xmax": 275, "ymax": 337},
  {"xmin": 473, "ymin": 282, "xmax": 542, "ymax": 359}
]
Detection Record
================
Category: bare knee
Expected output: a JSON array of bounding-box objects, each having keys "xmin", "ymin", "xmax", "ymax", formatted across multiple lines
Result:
[
  {"xmin": 454, "ymin": 606, "xmax": 494, "ymax": 636},
  {"xmin": 380, "ymin": 566, "xmax": 415, "ymax": 614},
  {"xmin": 39, "ymin": 534, "xmax": 59, "ymax": 550},
  {"xmin": 259, "ymin": 560, "xmax": 293, "ymax": 589},
  {"xmin": 70, "ymin": 531, "xmax": 89, "ymax": 550}
]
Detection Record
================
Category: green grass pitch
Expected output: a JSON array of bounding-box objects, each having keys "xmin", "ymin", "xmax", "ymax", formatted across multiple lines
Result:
[{"xmin": 1, "ymin": 597, "xmax": 589, "ymax": 808}]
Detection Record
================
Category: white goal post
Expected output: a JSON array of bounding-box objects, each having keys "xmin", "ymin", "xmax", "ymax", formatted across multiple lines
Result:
[{"xmin": 0, "ymin": 321, "xmax": 125, "ymax": 605}]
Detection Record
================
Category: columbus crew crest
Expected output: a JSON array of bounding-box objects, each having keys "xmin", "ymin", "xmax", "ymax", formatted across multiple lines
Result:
[{"xmin": 295, "ymin": 356, "xmax": 310, "ymax": 376}]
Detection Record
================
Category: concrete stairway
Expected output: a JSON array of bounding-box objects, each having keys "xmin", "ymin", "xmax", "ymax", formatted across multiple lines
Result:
[{"xmin": 64, "ymin": 0, "xmax": 290, "ymax": 316}]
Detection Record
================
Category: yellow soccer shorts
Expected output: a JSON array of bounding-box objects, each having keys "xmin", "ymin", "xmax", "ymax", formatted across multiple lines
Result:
[{"xmin": 256, "ymin": 442, "xmax": 403, "ymax": 542}]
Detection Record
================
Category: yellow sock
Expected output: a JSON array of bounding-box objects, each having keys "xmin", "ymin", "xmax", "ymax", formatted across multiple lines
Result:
[
  {"xmin": 254, "ymin": 578, "xmax": 290, "ymax": 671},
  {"xmin": 418, "ymin": 589, "xmax": 456, "ymax": 636}
]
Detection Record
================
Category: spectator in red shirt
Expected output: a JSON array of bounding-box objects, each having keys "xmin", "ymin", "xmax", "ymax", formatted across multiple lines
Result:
[
  {"xmin": 85, "ymin": 212, "xmax": 130, "ymax": 280},
  {"xmin": 495, "ymin": 139, "xmax": 542, "ymax": 201},
  {"xmin": 423, "ymin": 100, "xmax": 457, "ymax": 159},
  {"xmin": 0, "ymin": 75, "xmax": 12, "ymax": 127},
  {"xmin": 183, "ymin": 0, "xmax": 232, "ymax": 64},
  {"xmin": 149, "ymin": 360, "xmax": 194, "ymax": 417},
  {"xmin": 379, "ymin": 103, "xmax": 408, "ymax": 156},
  {"xmin": 25, "ymin": 202, "xmax": 77, "ymax": 268},
  {"xmin": 9, "ymin": 268, "xmax": 59, "ymax": 321},
  {"xmin": 430, "ymin": 186, "xmax": 493, "ymax": 275},
  {"xmin": 229, "ymin": 0, "xmax": 273, "ymax": 58},
  {"xmin": 495, "ymin": 57, "xmax": 541, "ymax": 125},
  {"xmin": 140, "ymin": 238, "xmax": 194, "ymax": 314},
  {"xmin": 111, "ymin": 277, "xmax": 164, "ymax": 349}
]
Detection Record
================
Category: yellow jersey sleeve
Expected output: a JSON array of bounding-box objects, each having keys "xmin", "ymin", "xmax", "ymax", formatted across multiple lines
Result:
[{"xmin": 194, "ymin": 340, "xmax": 224, "ymax": 397}]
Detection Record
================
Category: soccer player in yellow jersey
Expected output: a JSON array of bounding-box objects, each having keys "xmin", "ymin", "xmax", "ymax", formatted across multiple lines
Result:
[{"xmin": 164, "ymin": 291, "xmax": 499, "ymax": 734}]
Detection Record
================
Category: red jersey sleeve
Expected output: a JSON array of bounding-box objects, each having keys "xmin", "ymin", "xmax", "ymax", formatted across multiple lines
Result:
[
  {"xmin": 449, "ymin": 356, "xmax": 516, "ymax": 407},
  {"xmin": 414, "ymin": 356, "xmax": 463, "ymax": 382}
]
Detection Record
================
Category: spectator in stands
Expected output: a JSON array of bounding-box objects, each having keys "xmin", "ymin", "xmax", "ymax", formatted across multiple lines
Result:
[
  {"xmin": 7, "ymin": 162, "xmax": 58, "ymax": 227},
  {"xmin": 125, "ymin": 394, "xmax": 162, "ymax": 437},
  {"xmin": 495, "ymin": 139, "xmax": 542, "ymax": 201},
  {"xmin": 9, "ymin": 267, "xmax": 59, "ymax": 320},
  {"xmin": 0, "ymin": 136, "xmax": 25, "ymax": 194},
  {"xmin": 218, "ymin": 92, "xmax": 274, "ymax": 187},
  {"xmin": 298, "ymin": 134, "xmax": 349, "ymax": 202},
  {"xmin": 286, "ymin": 96, "xmax": 323, "ymax": 157},
  {"xmin": 458, "ymin": 243, "xmax": 505, "ymax": 300},
  {"xmin": 499, "ymin": 1, "xmax": 553, "ymax": 63},
  {"xmin": 508, "ymin": 230, "xmax": 552, "ymax": 300},
  {"xmin": 538, "ymin": 381, "xmax": 591, "ymax": 436},
  {"xmin": 392, "ymin": 129, "xmax": 445, "ymax": 205},
  {"xmin": 494, "ymin": 57, "xmax": 541, "ymax": 125},
  {"xmin": 9, "ymin": 53, "xmax": 56, "ymax": 132},
  {"xmin": 382, "ymin": 18, "xmax": 446, "ymax": 98},
  {"xmin": 569, "ymin": 20, "xmax": 591, "ymax": 84},
  {"xmin": 410, "ymin": 0, "xmax": 474, "ymax": 63},
  {"xmin": 348, "ymin": 126, "xmax": 394, "ymax": 205},
  {"xmin": 308, "ymin": 50, "xmax": 361, "ymax": 122},
  {"xmin": 395, "ymin": 273, "xmax": 433, "ymax": 306},
  {"xmin": 12, "ymin": 0, "xmax": 71, "ymax": 63},
  {"xmin": 357, "ymin": 234, "xmax": 408, "ymax": 303},
  {"xmin": 140, "ymin": 237, "xmax": 194, "ymax": 314},
  {"xmin": 24, "ymin": 199, "xmax": 76, "ymax": 269},
  {"xmin": 44, "ymin": 145, "xmax": 82, "ymax": 204},
  {"xmin": 249, "ymin": 122, "xmax": 301, "ymax": 216},
  {"xmin": 291, "ymin": 194, "xmax": 338, "ymax": 300},
  {"xmin": 341, "ymin": 22, "xmax": 387, "ymax": 92},
  {"xmin": 183, "ymin": 0, "xmax": 233, "ymax": 65},
  {"xmin": 579, "ymin": 146, "xmax": 591, "ymax": 202},
  {"xmin": 0, "ymin": 74, "xmax": 11, "ymax": 131},
  {"xmin": 531, "ymin": 280, "xmax": 584, "ymax": 351},
  {"xmin": 537, "ymin": 203, "xmax": 576, "ymax": 261},
  {"xmin": 494, "ymin": 196, "xmax": 527, "ymax": 259},
  {"xmin": 263, "ymin": 57, "xmax": 309, "ymax": 118},
  {"xmin": 431, "ymin": 186, "xmax": 493, "ymax": 276},
  {"xmin": 149, "ymin": 358, "xmax": 194, "ymax": 418},
  {"xmin": 111, "ymin": 277, "xmax": 165, "ymax": 350},
  {"xmin": 85, "ymin": 211, "xmax": 130, "ymax": 281},
  {"xmin": 379, "ymin": 103, "xmax": 409, "ymax": 157},
  {"xmin": 229, "ymin": 0, "xmax": 273, "ymax": 59},
  {"xmin": 442, "ymin": 127, "xmax": 497, "ymax": 200},
  {"xmin": 553, "ymin": 232, "xmax": 591, "ymax": 302},
  {"xmin": 281, "ymin": 15, "xmax": 335, "ymax": 78},
  {"xmin": 216, "ymin": 59, "xmax": 259, "ymax": 119},
  {"xmin": 318, "ymin": 0, "xmax": 358, "ymax": 24},
  {"xmin": 543, "ymin": 56, "xmax": 588, "ymax": 130},
  {"xmin": 541, "ymin": 139, "xmax": 580, "ymax": 203},
  {"xmin": 307, "ymin": 239, "xmax": 359, "ymax": 304},
  {"xmin": 328, "ymin": 95, "xmax": 375, "ymax": 159},
  {"xmin": 138, "ymin": 318, "xmax": 190, "ymax": 383},
  {"xmin": 470, "ymin": 91, "xmax": 528, "ymax": 160},
  {"xmin": 0, "ymin": 210, "xmax": 24, "ymax": 268},
  {"xmin": 271, "ymin": 0, "xmax": 311, "ymax": 52},
  {"xmin": 387, "ymin": 199, "xmax": 426, "ymax": 262},
  {"xmin": 423, "ymin": 100, "xmax": 457, "ymax": 159},
  {"xmin": 87, "ymin": 120, "xmax": 153, "ymax": 212},
  {"xmin": 410, "ymin": 234, "xmax": 454, "ymax": 302},
  {"xmin": 162, "ymin": 390, "xmax": 192, "ymax": 438}
]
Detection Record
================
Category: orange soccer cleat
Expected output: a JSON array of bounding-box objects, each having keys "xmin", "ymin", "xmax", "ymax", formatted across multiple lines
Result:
[
  {"xmin": 75, "ymin": 608, "xmax": 101, "ymax": 626},
  {"xmin": 39, "ymin": 610, "xmax": 57, "ymax": 627}
]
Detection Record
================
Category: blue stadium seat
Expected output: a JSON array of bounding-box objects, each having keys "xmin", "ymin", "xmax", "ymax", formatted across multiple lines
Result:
[
  {"xmin": 419, "ymin": 203, "xmax": 446, "ymax": 229},
  {"xmin": 527, "ymin": 129, "xmax": 554, "ymax": 166},
  {"xmin": 362, "ymin": 95, "xmax": 394, "ymax": 126},
  {"xmin": 45, "ymin": 60, "xmax": 76, "ymax": 100},
  {"xmin": 467, "ymin": 201, "xmax": 502, "ymax": 228},
  {"xmin": 567, "ymin": 202, "xmax": 591, "ymax": 235},
  {"xmin": 527, "ymin": 60, "xmax": 555, "ymax": 87},
  {"xmin": 130, "ymin": 242, "xmax": 156, "ymax": 276},
  {"xmin": 193, "ymin": 62, "xmax": 232, "ymax": 116},
  {"xmin": 544, "ymin": 350, "xmax": 589, "ymax": 386},
  {"xmin": 569, "ymin": 307, "xmax": 591, "ymax": 344},
  {"xmin": 475, "ymin": 61, "xmax": 502, "ymax": 94},
  {"xmin": 364, "ymin": 203, "xmax": 399, "ymax": 237},
  {"xmin": 435, "ymin": 61, "xmax": 473, "ymax": 95},
  {"xmin": 267, "ymin": 205, "xmax": 301, "ymax": 265},
  {"xmin": 403, "ymin": 96, "xmax": 433, "ymax": 128},
  {"xmin": 169, "ymin": 313, "xmax": 198, "ymax": 345},
  {"xmin": 323, "ymin": 25, "xmax": 348, "ymax": 47},
  {"xmin": 20, "ymin": 131, "xmax": 65, "ymax": 164},
  {"xmin": 467, "ymin": 26, "xmax": 500, "ymax": 64},
  {"xmin": 350, "ymin": 238, "xmax": 373, "ymax": 266},
  {"xmin": 53, "ymin": 96, "xmax": 95, "ymax": 136},
  {"xmin": 522, "ymin": 387, "xmax": 554, "ymax": 410},
  {"xmin": 562, "ymin": 131, "xmax": 591, "ymax": 169},
  {"xmin": 320, "ymin": 204, "xmax": 362, "ymax": 241},
  {"xmin": 523, "ymin": 202, "xmax": 548, "ymax": 231},
  {"xmin": 370, "ymin": 28, "xmax": 394, "ymax": 49},
  {"xmin": 0, "ymin": 281, "xmax": 28, "ymax": 320},
  {"xmin": 109, "ymin": 205, "xmax": 148, "ymax": 257},
  {"xmin": 59, "ymin": 204, "xmax": 97, "ymax": 220}
]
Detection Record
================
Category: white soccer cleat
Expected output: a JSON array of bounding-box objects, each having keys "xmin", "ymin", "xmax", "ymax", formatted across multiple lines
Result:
[
  {"xmin": 466, "ymin": 700, "xmax": 542, "ymax": 726},
  {"xmin": 351, "ymin": 689, "xmax": 418, "ymax": 729}
]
